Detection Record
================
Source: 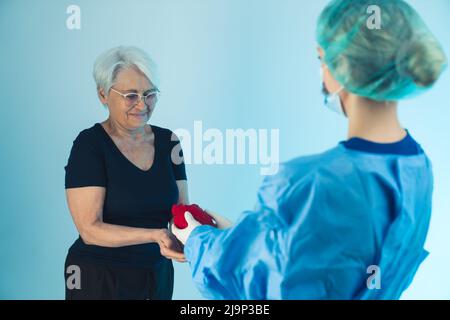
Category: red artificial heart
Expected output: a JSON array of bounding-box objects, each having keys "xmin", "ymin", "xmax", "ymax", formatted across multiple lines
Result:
[{"xmin": 172, "ymin": 204, "xmax": 216, "ymax": 229}]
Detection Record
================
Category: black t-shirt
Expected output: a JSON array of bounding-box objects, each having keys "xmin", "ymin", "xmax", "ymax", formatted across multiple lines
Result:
[{"xmin": 64, "ymin": 123, "xmax": 187, "ymax": 267}]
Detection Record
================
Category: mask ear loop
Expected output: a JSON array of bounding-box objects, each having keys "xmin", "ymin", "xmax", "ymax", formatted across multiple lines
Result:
[
  {"xmin": 321, "ymin": 60, "xmax": 347, "ymax": 116},
  {"xmin": 336, "ymin": 86, "xmax": 346, "ymax": 116},
  {"xmin": 335, "ymin": 86, "xmax": 344, "ymax": 95},
  {"xmin": 321, "ymin": 64, "xmax": 345, "ymax": 95}
]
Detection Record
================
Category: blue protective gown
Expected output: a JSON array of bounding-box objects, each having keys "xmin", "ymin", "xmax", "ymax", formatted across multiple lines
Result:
[{"xmin": 184, "ymin": 132, "xmax": 433, "ymax": 299}]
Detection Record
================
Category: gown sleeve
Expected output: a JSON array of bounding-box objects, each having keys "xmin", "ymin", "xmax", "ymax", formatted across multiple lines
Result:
[
  {"xmin": 184, "ymin": 165, "xmax": 295, "ymax": 299},
  {"xmin": 184, "ymin": 162, "xmax": 376, "ymax": 299}
]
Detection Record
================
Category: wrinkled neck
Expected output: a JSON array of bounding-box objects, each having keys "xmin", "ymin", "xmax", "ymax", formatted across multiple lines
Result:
[{"xmin": 103, "ymin": 118, "xmax": 150, "ymax": 143}]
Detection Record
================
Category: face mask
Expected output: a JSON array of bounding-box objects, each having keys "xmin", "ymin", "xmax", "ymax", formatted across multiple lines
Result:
[
  {"xmin": 324, "ymin": 86, "xmax": 345, "ymax": 116},
  {"xmin": 320, "ymin": 64, "xmax": 346, "ymax": 117}
]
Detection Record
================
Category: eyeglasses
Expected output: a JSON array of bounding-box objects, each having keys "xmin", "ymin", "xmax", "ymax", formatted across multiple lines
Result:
[{"xmin": 110, "ymin": 87, "xmax": 160, "ymax": 107}]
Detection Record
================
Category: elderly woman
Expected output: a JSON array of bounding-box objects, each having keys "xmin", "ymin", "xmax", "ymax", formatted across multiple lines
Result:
[{"xmin": 64, "ymin": 46, "xmax": 187, "ymax": 300}]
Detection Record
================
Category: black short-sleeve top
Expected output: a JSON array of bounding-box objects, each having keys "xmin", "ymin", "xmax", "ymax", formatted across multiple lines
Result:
[{"xmin": 64, "ymin": 123, "xmax": 187, "ymax": 267}]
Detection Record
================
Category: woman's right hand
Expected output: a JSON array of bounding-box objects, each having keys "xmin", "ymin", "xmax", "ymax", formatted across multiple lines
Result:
[{"xmin": 154, "ymin": 229, "xmax": 187, "ymax": 263}]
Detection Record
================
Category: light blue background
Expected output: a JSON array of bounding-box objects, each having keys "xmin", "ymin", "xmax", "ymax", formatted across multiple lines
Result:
[{"xmin": 0, "ymin": 0, "xmax": 449, "ymax": 299}]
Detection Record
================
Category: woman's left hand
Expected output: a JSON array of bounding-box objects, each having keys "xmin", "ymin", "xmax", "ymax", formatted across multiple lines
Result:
[{"xmin": 155, "ymin": 229, "xmax": 187, "ymax": 263}]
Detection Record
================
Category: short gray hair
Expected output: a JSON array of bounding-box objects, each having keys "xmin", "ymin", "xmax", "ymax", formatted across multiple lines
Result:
[{"xmin": 93, "ymin": 46, "xmax": 159, "ymax": 94}]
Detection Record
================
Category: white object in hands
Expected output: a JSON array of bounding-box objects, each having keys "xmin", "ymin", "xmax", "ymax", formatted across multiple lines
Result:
[{"xmin": 171, "ymin": 211, "xmax": 202, "ymax": 245}]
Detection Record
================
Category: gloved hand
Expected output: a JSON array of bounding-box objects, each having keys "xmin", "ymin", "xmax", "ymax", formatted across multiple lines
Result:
[
  {"xmin": 170, "ymin": 204, "xmax": 234, "ymax": 244},
  {"xmin": 170, "ymin": 212, "xmax": 202, "ymax": 245}
]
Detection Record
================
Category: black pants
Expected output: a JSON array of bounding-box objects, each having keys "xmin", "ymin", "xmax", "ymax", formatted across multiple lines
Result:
[{"xmin": 64, "ymin": 253, "xmax": 174, "ymax": 300}]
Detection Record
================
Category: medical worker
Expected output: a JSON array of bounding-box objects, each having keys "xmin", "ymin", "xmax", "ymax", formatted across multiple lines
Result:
[{"xmin": 172, "ymin": 0, "xmax": 447, "ymax": 299}]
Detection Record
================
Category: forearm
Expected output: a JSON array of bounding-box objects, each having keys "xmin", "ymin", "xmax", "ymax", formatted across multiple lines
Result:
[
  {"xmin": 184, "ymin": 225, "xmax": 231, "ymax": 299},
  {"xmin": 184, "ymin": 211, "xmax": 282, "ymax": 299},
  {"xmin": 176, "ymin": 180, "xmax": 189, "ymax": 204},
  {"xmin": 81, "ymin": 221, "xmax": 160, "ymax": 248}
]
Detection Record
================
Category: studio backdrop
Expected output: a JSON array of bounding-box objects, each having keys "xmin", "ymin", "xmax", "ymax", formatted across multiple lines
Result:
[{"xmin": 0, "ymin": 0, "xmax": 449, "ymax": 299}]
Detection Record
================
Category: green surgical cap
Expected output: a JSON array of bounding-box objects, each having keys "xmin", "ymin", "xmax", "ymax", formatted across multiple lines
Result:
[{"xmin": 316, "ymin": 0, "xmax": 447, "ymax": 101}]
